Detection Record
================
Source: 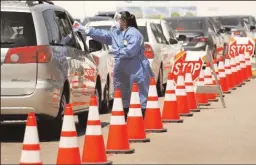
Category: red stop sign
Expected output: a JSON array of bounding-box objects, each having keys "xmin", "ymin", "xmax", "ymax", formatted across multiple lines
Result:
[
  {"xmin": 171, "ymin": 52, "xmax": 203, "ymax": 84},
  {"xmin": 228, "ymin": 39, "xmax": 255, "ymax": 57}
]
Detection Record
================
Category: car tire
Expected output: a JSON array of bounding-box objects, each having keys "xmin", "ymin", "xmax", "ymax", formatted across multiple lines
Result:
[
  {"xmin": 156, "ymin": 67, "xmax": 165, "ymax": 97},
  {"xmin": 39, "ymin": 91, "xmax": 66, "ymax": 141},
  {"xmin": 100, "ymin": 81, "xmax": 113, "ymax": 114},
  {"xmin": 95, "ymin": 85, "xmax": 102, "ymax": 114}
]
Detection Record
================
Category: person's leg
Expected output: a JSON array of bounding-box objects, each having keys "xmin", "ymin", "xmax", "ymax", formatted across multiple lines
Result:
[
  {"xmin": 123, "ymin": 108, "xmax": 129, "ymax": 121},
  {"xmin": 136, "ymin": 71, "xmax": 150, "ymax": 119}
]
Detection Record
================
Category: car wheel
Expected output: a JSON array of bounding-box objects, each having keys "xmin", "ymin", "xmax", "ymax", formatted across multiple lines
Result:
[
  {"xmin": 157, "ymin": 67, "xmax": 165, "ymax": 97},
  {"xmin": 39, "ymin": 91, "xmax": 66, "ymax": 141},
  {"xmin": 101, "ymin": 81, "xmax": 113, "ymax": 114},
  {"xmin": 95, "ymin": 86, "xmax": 102, "ymax": 114}
]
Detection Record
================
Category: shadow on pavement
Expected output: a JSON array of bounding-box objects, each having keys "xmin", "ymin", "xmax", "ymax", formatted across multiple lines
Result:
[{"xmin": 0, "ymin": 121, "xmax": 110, "ymax": 143}]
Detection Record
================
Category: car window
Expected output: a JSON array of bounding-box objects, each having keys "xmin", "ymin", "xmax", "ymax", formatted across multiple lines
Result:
[
  {"xmin": 218, "ymin": 17, "xmax": 239, "ymax": 26},
  {"xmin": 155, "ymin": 24, "xmax": 169, "ymax": 45},
  {"xmin": 150, "ymin": 23, "xmax": 160, "ymax": 43},
  {"xmin": 168, "ymin": 19, "xmax": 204, "ymax": 30},
  {"xmin": 207, "ymin": 20, "xmax": 216, "ymax": 33},
  {"xmin": 164, "ymin": 22, "xmax": 176, "ymax": 39},
  {"xmin": 54, "ymin": 11, "xmax": 78, "ymax": 48},
  {"xmin": 1, "ymin": 11, "xmax": 37, "ymax": 48},
  {"xmin": 42, "ymin": 9, "xmax": 62, "ymax": 45}
]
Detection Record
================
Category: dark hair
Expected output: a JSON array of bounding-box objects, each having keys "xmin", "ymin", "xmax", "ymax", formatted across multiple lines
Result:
[{"xmin": 119, "ymin": 11, "xmax": 138, "ymax": 29}]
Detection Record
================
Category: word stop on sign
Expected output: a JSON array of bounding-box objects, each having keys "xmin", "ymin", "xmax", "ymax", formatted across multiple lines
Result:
[{"xmin": 173, "ymin": 62, "xmax": 201, "ymax": 76}]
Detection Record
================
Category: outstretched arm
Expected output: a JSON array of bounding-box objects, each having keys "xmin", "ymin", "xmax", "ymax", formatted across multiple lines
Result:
[
  {"xmin": 87, "ymin": 27, "xmax": 113, "ymax": 45},
  {"xmin": 110, "ymin": 34, "xmax": 143, "ymax": 59}
]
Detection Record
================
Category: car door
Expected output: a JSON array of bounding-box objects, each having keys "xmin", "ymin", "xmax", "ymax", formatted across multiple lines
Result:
[
  {"xmin": 154, "ymin": 23, "xmax": 171, "ymax": 83},
  {"xmin": 53, "ymin": 11, "xmax": 91, "ymax": 112}
]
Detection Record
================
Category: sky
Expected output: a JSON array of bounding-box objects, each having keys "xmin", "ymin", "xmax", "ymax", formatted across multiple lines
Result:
[{"xmin": 53, "ymin": 1, "xmax": 256, "ymax": 21}]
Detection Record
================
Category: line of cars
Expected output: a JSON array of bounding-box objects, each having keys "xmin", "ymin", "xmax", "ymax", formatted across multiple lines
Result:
[{"xmin": 1, "ymin": 0, "xmax": 255, "ymax": 138}]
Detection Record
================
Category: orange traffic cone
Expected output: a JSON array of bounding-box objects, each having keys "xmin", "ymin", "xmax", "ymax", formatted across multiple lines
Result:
[
  {"xmin": 239, "ymin": 54, "xmax": 247, "ymax": 83},
  {"xmin": 185, "ymin": 68, "xmax": 200, "ymax": 112},
  {"xmin": 245, "ymin": 52, "xmax": 253, "ymax": 80},
  {"xmin": 224, "ymin": 56, "xmax": 233, "ymax": 91},
  {"xmin": 20, "ymin": 112, "xmax": 42, "ymax": 165},
  {"xmin": 204, "ymin": 62, "xmax": 218, "ymax": 102},
  {"xmin": 229, "ymin": 56, "xmax": 237, "ymax": 90},
  {"xmin": 176, "ymin": 71, "xmax": 193, "ymax": 117},
  {"xmin": 106, "ymin": 88, "xmax": 135, "ymax": 154},
  {"xmin": 82, "ymin": 96, "xmax": 112, "ymax": 164},
  {"xmin": 235, "ymin": 54, "xmax": 243, "ymax": 86},
  {"xmin": 127, "ymin": 83, "xmax": 150, "ymax": 143},
  {"xmin": 218, "ymin": 58, "xmax": 231, "ymax": 94},
  {"xmin": 162, "ymin": 73, "xmax": 183, "ymax": 123},
  {"xmin": 144, "ymin": 77, "xmax": 167, "ymax": 133},
  {"xmin": 72, "ymin": 72, "xmax": 79, "ymax": 89},
  {"xmin": 56, "ymin": 104, "xmax": 81, "ymax": 165},
  {"xmin": 195, "ymin": 68, "xmax": 211, "ymax": 106}
]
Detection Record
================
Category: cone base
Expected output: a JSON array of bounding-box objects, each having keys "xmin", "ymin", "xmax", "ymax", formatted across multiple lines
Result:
[
  {"xmin": 82, "ymin": 160, "xmax": 113, "ymax": 165},
  {"xmin": 106, "ymin": 148, "xmax": 135, "ymax": 154},
  {"xmin": 162, "ymin": 119, "xmax": 184, "ymax": 123},
  {"xmin": 223, "ymin": 91, "xmax": 232, "ymax": 94},
  {"xmin": 217, "ymin": 95, "xmax": 225, "ymax": 98},
  {"xmin": 245, "ymin": 79, "xmax": 250, "ymax": 82},
  {"xmin": 198, "ymin": 103, "xmax": 211, "ymax": 106},
  {"xmin": 209, "ymin": 99, "xmax": 218, "ymax": 102},
  {"xmin": 145, "ymin": 128, "xmax": 167, "ymax": 133},
  {"xmin": 232, "ymin": 87, "xmax": 237, "ymax": 90},
  {"xmin": 190, "ymin": 109, "xmax": 200, "ymax": 112},
  {"xmin": 129, "ymin": 137, "xmax": 150, "ymax": 143},
  {"xmin": 180, "ymin": 113, "xmax": 193, "ymax": 117}
]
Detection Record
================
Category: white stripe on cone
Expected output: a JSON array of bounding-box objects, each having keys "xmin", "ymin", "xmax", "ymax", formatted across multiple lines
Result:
[
  {"xmin": 129, "ymin": 108, "xmax": 143, "ymax": 117},
  {"xmin": 112, "ymin": 98, "xmax": 123, "ymax": 112},
  {"xmin": 197, "ymin": 70, "xmax": 205, "ymax": 86},
  {"xmin": 164, "ymin": 93, "xmax": 176, "ymax": 101},
  {"xmin": 166, "ymin": 79, "xmax": 176, "ymax": 91},
  {"xmin": 62, "ymin": 116, "xmax": 76, "ymax": 132},
  {"xmin": 186, "ymin": 86, "xmax": 194, "ymax": 92},
  {"xmin": 148, "ymin": 84, "xmax": 158, "ymax": 97},
  {"xmin": 204, "ymin": 66, "xmax": 213, "ymax": 85},
  {"xmin": 176, "ymin": 89, "xmax": 186, "ymax": 96},
  {"xmin": 86, "ymin": 125, "xmax": 102, "ymax": 135},
  {"xmin": 225, "ymin": 58, "xmax": 232, "ymax": 75},
  {"xmin": 59, "ymin": 137, "xmax": 79, "ymax": 148},
  {"xmin": 23, "ymin": 126, "xmax": 40, "ymax": 144},
  {"xmin": 110, "ymin": 116, "xmax": 126, "ymax": 125},
  {"xmin": 20, "ymin": 151, "xmax": 41, "ymax": 163},
  {"xmin": 130, "ymin": 92, "xmax": 140, "ymax": 104},
  {"xmin": 87, "ymin": 106, "xmax": 100, "ymax": 121},
  {"xmin": 218, "ymin": 61, "xmax": 226, "ymax": 78},
  {"xmin": 147, "ymin": 101, "xmax": 159, "ymax": 109}
]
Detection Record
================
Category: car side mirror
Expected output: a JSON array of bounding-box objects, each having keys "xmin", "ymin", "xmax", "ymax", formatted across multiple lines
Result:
[
  {"xmin": 169, "ymin": 38, "xmax": 178, "ymax": 45},
  {"xmin": 89, "ymin": 39, "xmax": 102, "ymax": 53},
  {"xmin": 224, "ymin": 27, "xmax": 231, "ymax": 33},
  {"xmin": 177, "ymin": 34, "xmax": 187, "ymax": 41},
  {"xmin": 250, "ymin": 25, "xmax": 256, "ymax": 31},
  {"xmin": 219, "ymin": 29, "xmax": 225, "ymax": 34}
]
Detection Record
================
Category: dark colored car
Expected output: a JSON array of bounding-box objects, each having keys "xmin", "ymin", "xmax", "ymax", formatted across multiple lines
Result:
[
  {"xmin": 216, "ymin": 16, "xmax": 250, "ymax": 37},
  {"xmin": 165, "ymin": 16, "xmax": 221, "ymax": 58}
]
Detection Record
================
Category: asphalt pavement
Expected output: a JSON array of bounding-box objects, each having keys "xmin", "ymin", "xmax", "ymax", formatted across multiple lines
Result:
[{"xmin": 1, "ymin": 78, "xmax": 256, "ymax": 164}]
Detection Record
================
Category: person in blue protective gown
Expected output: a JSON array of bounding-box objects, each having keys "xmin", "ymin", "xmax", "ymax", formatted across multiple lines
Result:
[{"xmin": 84, "ymin": 11, "xmax": 154, "ymax": 119}]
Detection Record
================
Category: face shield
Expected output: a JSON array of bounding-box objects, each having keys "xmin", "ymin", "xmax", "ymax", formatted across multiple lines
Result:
[{"xmin": 111, "ymin": 12, "xmax": 122, "ymax": 30}]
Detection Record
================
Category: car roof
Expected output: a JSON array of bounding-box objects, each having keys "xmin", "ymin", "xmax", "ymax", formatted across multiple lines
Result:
[
  {"xmin": 166, "ymin": 16, "xmax": 207, "ymax": 20},
  {"xmin": 1, "ymin": 1, "xmax": 66, "ymax": 13}
]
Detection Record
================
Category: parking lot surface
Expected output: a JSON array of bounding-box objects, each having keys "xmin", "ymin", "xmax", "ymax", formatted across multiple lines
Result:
[{"xmin": 1, "ymin": 78, "xmax": 256, "ymax": 164}]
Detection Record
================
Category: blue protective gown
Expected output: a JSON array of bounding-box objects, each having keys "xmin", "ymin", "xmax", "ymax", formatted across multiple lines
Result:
[{"xmin": 87, "ymin": 26, "xmax": 154, "ymax": 109}]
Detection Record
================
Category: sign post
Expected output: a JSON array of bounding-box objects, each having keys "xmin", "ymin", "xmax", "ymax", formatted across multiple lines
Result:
[{"xmin": 195, "ymin": 46, "xmax": 226, "ymax": 108}]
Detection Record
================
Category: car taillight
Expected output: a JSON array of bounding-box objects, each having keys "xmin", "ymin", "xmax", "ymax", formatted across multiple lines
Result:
[
  {"xmin": 233, "ymin": 31, "xmax": 240, "ymax": 35},
  {"xmin": 144, "ymin": 44, "xmax": 154, "ymax": 59},
  {"xmin": 92, "ymin": 55, "xmax": 99, "ymax": 66},
  {"xmin": 4, "ymin": 45, "xmax": 52, "ymax": 64},
  {"xmin": 191, "ymin": 36, "xmax": 208, "ymax": 43}
]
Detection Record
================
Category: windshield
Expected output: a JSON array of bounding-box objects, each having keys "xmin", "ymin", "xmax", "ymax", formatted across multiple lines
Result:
[
  {"xmin": 91, "ymin": 25, "xmax": 149, "ymax": 42},
  {"xmin": 168, "ymin": 19, "xmax": 204, "ymax": 30},
  {"xmin": 218, "ymin": 17, "xmax": 239, "ymax": 26},
  {"xmin": 1, "ymin": 11, "xmax": 37, "ymax": 48}
]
